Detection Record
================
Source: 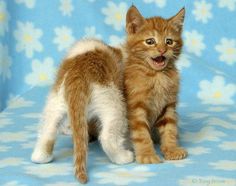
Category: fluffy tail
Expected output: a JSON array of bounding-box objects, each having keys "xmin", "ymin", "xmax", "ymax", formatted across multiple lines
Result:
[{"xmin": 66, "ymin": 84, "xmax": 89, "ymax": 184}]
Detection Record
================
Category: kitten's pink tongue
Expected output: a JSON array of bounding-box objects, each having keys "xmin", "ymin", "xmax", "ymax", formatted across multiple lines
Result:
[{"xmin": 152, "ymin": 56, "xmax": 166, "ymax": 67}]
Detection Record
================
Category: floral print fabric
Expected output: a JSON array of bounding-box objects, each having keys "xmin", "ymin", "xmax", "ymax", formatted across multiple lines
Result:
[{"xmin": 0, "ymin": 0, "xmax": 236, "ymax": 185}]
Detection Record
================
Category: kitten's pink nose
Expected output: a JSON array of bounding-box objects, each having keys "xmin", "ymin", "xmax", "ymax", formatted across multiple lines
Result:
[{"xmin": 158, "ymin": 48, "xmax": 167, "ymax": 55}]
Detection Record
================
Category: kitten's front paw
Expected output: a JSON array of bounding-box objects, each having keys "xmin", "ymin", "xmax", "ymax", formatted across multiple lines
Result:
[
  {"xmin": 162, "ymin": 147, "xmax": 187, "ymax": 160},
  {"xmin": 112, "ymin": 150, "xmax": 134, "ymax": 164},
  {"xmin": 31, "ymin": 149, "xmax": 53, "ymax": 164},
  {"xmin": 136, "ymin": 154, "xmax": 162, "ymax": 164}
]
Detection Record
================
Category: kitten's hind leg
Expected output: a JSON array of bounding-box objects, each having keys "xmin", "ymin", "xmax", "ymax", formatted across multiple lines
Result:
[
  {"xmin": 92, "ymin": 84, "xmax": 134, "ymax": 164},
  {"xmin": 31, "ymin": 90, "xmax": 66, "ymax": 163}
]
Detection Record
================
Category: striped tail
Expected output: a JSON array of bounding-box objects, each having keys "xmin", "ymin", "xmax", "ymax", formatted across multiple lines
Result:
[{"xmin": 66, "ymin": 85, "xmax": 89, "ymax": 184}]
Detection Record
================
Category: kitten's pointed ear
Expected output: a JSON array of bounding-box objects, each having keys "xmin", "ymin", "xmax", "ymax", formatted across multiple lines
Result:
[
  {"xmin": 169, "ymin": 7, "xmax": 185, "ymax": 32},
  {"xmin": 126, "ymin": 5, "xmax": 146, "ymax": 34}
]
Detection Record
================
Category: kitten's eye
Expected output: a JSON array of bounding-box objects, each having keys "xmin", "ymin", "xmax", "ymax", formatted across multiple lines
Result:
[
  {"xmin": 145, "ymin": 38, "xmax": 156, "ymax": 45},
  {"xmin": 165, "ymin": 38, "xmax": 173, "ymax": 46}
]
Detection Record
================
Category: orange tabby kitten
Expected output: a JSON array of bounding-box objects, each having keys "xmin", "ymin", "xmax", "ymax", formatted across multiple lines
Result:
[{"xmin": 124, "ymin": 6, "xmax": 187, "ymax": 163}]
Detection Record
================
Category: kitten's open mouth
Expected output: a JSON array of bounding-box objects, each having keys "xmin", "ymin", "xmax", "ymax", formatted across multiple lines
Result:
[{"xmin": 151, "ymin": 56, "xmax": 166, "ymax": 67}]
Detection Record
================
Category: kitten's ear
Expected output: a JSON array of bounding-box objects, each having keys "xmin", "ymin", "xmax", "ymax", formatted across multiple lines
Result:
[
  {"xmin": 126, "ymin": 5, "xmax": 146, "ymax": 34},
  {"xmin": 168, "ymin": 7, "xmax": 185, "ymax": 32}
]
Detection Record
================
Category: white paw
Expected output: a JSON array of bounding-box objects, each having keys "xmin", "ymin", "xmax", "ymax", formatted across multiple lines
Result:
[
  {"xmin": 111, "ymin": 150, "xmax": 134, "ymax": 164},
  {"xmin": 31, "ymin": 149, "xmax": 53, "ymax": 164}
]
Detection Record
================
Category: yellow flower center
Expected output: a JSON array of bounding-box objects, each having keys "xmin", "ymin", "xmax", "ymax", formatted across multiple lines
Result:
[
  {"xmin": 201, "ymin": 7, "xmax": 207, "ymax": 15},
  {"xmin": 191, "ymin": 39, "xmax": 198, "ymax": 46},
  {"xmin": 213, "ymin": 91, "xmax": 222, "ymax": 99},
  {"xmin": 115, "ymin": 12, "xmax": 122, "ymax": 21},
  {"xmin": 117, "ymin": 172, "xmax": 134, "ymax": 177},
  {"xmin": 23, "ymin": 34, "xmax": 33, "ymax": 42},
  {"xmin": 39, "ymin": 73, "xmax": 48, "ymax": 81},
  {"xmin": 226, "ymin": 47, "xmax": 235, "ymax": 55},
  {"xmin": 0, "ymin": 13, "xmax": 5, "ymax": 22},
  {"xmin": 62, "ymin": 34, "xmax": 69, "ymax": 41},
  {"xmin": 64, "ymin": 3, "xmax": 70, "ymax": 9}
]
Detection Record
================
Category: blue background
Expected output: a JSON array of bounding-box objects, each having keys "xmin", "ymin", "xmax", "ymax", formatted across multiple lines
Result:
[{"xmin": 0, "ymin": 0, "xmax": 236, "ymax": 185}]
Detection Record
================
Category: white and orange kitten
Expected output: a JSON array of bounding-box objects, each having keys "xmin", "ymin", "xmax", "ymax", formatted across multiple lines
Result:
[{"xmin": 31, "ymin": 39, "xmax": 133, "ymax": 183}]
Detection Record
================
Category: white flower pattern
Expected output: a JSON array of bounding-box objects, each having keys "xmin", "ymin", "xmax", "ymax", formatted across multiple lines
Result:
[
  {"xmin": 44, "ymin": 183, "xmax": 78, "ymax": 186},
  {"xmin": 53, "ymin": 26, "xmax": 75, "ymax": 51},
  {"xmin": 59, "ymin": 0, "xmax": 74, "ymax": 16},
  {"xmin": 0, "ymin": 158, "xmax": 24, "ymax": 168},
  {"xmin": 24, "ymin": 163, "xmax": 73, "ymax": 177},
  {"xmin": 15, "ymin": 0, "xmax": 36, "ymax": 8},
  {"xmin": 101, "ymin": 2, "xmax": 128, "ymax": 31},
  {"xmin": 187, "ymin": 146, "xmax": 211, "ymax": 155},
  {"xmin": 209, "ymin": 160, "xmax": 236, "ymax": 171},
  {"xmin": 207, "ymin": 106, "xmax": 228, "ymax": 112},
  {"xmin": 0, "ymin": 145, "xmax": 11, "ymax": 152},
  {"xmin": 227, "ymin": 113, "xmax": 236, "ymax": 121},
  {"xmin": 182, "ymin": 126, "xmax": 226, "ymax": 143},
  {"xmin": 192, "ymin": 0, "xmax": 213, "ymax": 23},
  {"xmin": 197, "ymin": 76, "xmax": 236, "ymax": 105},
  {"xmin": 0, "ymin": 117, "xmax": 12, "ymax": 128},
  {"xmin": 143, "ymin": 0, "xmax": 167, "ymax": 8},
  {"xmin": 215, "ymin": 38, "xmax": 236, "ymax": 65},
  {"xmin": 0, "ymin": 131, "xmax": 32, "ymax": 143},
  {"xmin": 218, "ymin": 0, "xmax": 236, "ymax": 11},
  {"xmin": 0, "ymin": 1, "xmax": 236, "ymax": 185},
  {"xmin": 219, "ymin": 141, "xmax": 236, "ymax": 151},
  {"xmin": 0, "ymin": 44, "xmax": 12, "ymax": 81},
  {"xmin": 176, "ymin": 53, "xmax": 191, "ymax": 71},
  {"xmin": 206, "ymin": 117, "xmax": 236, "ymax": 130},
  {"xmin": 109, "ymin": 35, "xmax": 125, "ymax": 46},
  {"xmin": 7, "ymin": 95, "xmax": 34, "ymax": 109},
  {"xmin": 184, "ymin": 30, "xmax": 206, "ymax": 56},
  {"xmin": 94, "ymin": 166, "xmax": 156, "ymax": 185},
  {"xmin": 0, "ymin": 1, "xmax": 9, "ymax": 36},
  {"xmin": 3, "ymin": 181, "xmax": 27, "ymax": 186},
  {"xmin": 165, "ymin": 159, "xmax": 194, "ymax": 167},
  {"xmin": 14, "ymin": 22, "xmax": 43, "ymax": 58},
  {"xmin": 84, "ymin": 26, "xmax": 102, "ymax": 39},
  {"xmin": 25, "ymin": 57, "xmax": 56, "ymax": 86}
]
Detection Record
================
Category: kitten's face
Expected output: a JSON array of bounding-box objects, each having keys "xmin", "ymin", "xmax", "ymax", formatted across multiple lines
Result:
[{"xmin": 126, "ymin": 6, "xmax": 185, "ymax": 71}]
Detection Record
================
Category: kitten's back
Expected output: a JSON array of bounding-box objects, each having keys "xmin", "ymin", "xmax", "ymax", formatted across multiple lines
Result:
[{"xmin": 54, "ymin": 39, "xmax": 123, "ymax": 91}]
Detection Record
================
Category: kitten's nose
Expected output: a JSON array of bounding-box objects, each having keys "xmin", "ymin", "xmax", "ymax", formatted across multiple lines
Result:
[{"xmin": 158, "ymin": 48, "xmax": 167, "ymax": 55}]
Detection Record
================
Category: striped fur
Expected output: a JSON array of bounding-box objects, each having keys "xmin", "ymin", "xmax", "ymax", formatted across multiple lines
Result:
[{"xmin": 124, "ymin": 6, "xmax": 187, "ymax": 164}]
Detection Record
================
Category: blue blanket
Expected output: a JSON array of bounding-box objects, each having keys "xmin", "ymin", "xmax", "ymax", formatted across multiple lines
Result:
[{"xmin": 0, "ymin": 0, "xmax": 236, "ymax": 185}]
